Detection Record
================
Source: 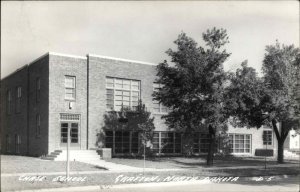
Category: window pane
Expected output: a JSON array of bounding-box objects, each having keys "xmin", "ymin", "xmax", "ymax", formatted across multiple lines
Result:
[
  {"xmin": 65, "ymin": 77, "xmax": 75, "ymax": 88},
  {"xmin": 123, "ymin": 91, "xmax": 130, "ymax": 96},
  {"xmin": 115, "ymin": 95, "xmax": 122, "ymax": 100},
  {"xmin": 132, "ymin": 81, "xmax": 139, "ymax": 90},
  {"xmin": 132, "ymin": 91, "xmax": 139, "ymax": 97}
]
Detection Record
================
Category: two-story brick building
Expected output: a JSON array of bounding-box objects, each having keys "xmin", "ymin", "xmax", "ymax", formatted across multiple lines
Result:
[{"xmin": 1, "ymin": 52, "xmax": 283, "ymax": 157}]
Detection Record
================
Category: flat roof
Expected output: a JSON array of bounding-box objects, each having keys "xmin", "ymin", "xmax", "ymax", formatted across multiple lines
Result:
[{"xmin": 2, "ymin": 52, "xmax": 158, "ymax": 80}]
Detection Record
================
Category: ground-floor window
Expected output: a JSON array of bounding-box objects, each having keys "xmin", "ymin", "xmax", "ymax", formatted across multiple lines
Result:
[
  {"xmin": 152, "ymin": 132, "xmax": 182, "ymax": 154},
  {"xmin": 105, "ymin": 131, "xmax": 139, "ymax": 154},
  {"xmin": 263, "ymin": 130, "xmax": 272, "ymax": 145},
  {"xmin": 229, "ymin": 134, "xmax": 251, "ymax": 153},
  {"xmin": 15, "ymin": 134, "xmax": 21, "ymax": 153},
  {"xmin": 193, "ymin": 133, "xmax": 210, "ymax": 153}
]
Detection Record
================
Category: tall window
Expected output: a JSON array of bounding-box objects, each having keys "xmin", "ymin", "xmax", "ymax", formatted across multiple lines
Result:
[
  {"xmin": 65, "ymin": 76, "xmax": 76, "ymax": 100},
  {"xmin": 6, "ymin": 90, "xmax": 12, "ymax": 115},
  {"xmin": 105, "ymin": 131, "xmax": 139, "ymax": 154},
  {"xmin": 152, "ymin": 132, "xmax": 182, "ymax": 154},
  {"xmin": 16, "ymin": 86, "xmax": 22, "ymax": 113},
  {"xmin": 106, "ymin": 77, "xmax": 140, "ymax": 111},
  {"xmin": 36, "ymin": 78, "xmax": 41, "ymax": 102},
  {"xmin": 6, "ymin": 135, "xmax": 11, "ymax": 152},
  {"xmin": 193, "ymin": 133, "xmax": 210, "ymax": 153},
  {"xmin": 15, "ymin": 134, "xmax": 21, "ymax": 153},
  {"xmin": 153, "ymin": 83, "xmax": 168, "ymax": 113},
  {"xmin": 36, "ymin": 114, "xmax": 41, "ymax": 137},
  {"xmin": 229, "ymin": 134, "xmax": 251, "ymax": 153},
  {"xmin": 263, "ymin": 130, "xmax": 273, "ymax": 145}
]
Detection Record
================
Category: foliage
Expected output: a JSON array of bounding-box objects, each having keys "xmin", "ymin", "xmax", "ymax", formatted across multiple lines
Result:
[
  {"xmin": 102, "ymin": 102, "xmax": 155, "ymax": 133},
  {"xmin": 226, "ymin": 41, "xmax": 300, "ymax": 163},
  {"xmin": 153, "ymin": 28, "xmax": 231, "ymax": 134},
  {"xmin": 262, "ymin": 41, "xmax": 300, "ymax": 128},
  {"xmin": 224, "ymin": 61, "xmax": 269, "ymax": 128},
  {"xmin": 226, "ymin": 42, "xmax": 300, "ymax": 131},
  {"xmin": 100, "ymin": 102, "xmax": 155, "ymax": 151}
]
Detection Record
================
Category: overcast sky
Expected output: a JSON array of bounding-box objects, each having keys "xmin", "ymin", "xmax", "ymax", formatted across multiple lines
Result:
[{"xmin": 1, "ymin": 1, "xmax": 299, "ymax": 78}]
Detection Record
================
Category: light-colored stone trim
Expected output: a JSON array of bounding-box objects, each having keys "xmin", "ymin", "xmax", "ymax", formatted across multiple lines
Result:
[
  {"xmin": 49, "ymin": 52, "xmax": 87, "ymax": 60},
  {"xmin": 88, "ymin": 54, "xmax": 157, "ymax": 66}
]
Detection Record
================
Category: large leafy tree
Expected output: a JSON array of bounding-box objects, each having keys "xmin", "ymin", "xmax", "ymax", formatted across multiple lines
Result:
[
  {"xmin": 226, "ymin": 42, "xmax": 300, "ymax": 163},
  {"xmin": 100, "ymin": 102, "xmax": 155, "ymax": 155},
  {"xmin": 153, "ymin": 28, "xmax": 231, "ymax": 165}
]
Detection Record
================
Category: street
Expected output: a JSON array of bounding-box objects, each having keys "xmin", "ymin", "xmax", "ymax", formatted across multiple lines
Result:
[{"xmin": 29, "ymin": 175, "xmax": 299, "ymax": 192}]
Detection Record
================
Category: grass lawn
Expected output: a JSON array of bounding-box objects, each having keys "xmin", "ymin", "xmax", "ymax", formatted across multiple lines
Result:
[
  {"xmin": 106, "ymin": 156, "xmax": 299, "ymax": 169},
  {"xmin": 1, "ymin": 155, "xmax": 299, "ymax": 191},
  {"xmin": 1, "ymin": 155, "xmax": 107, "ymax": 173}
]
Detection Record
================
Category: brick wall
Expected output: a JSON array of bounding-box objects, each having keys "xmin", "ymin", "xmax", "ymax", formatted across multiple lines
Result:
[
  {"xmin": 87, "ymin": 55, "xmax": 168, "ymax": 149},
  {"xmin": 48, "ymin": 54, "xmax": 87, "ymax": 152},
  {"xmin": 28, "ymin": 55, "xmax": 49, "ymax": 156},
  {"xmin": 1, "ymin": 67, "xmax": 29, "ymax": 155}
]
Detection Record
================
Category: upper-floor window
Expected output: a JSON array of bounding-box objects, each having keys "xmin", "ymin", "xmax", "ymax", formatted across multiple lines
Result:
[
  {"xmin": 36, "ymin": 114, "xmax": 41, "ymax": 137},
  {"xmin": 153, "ymin": 83, "xmax": 168, "ymax": 113},
  {"xmin": 36, "ymin": 78, "xmax": 41, "ymax": 102},
  {"xmin": 65, "ymin": 76, "xmax": 76, "ymax": 100},
  {"xmin": 6, "ymin": 90, "xmax": 12, "ymax": 115},
  {"xmin": 263, "ymin": 130, "xmax": 273, "ymax": 145},
  {"xmin": 106, "ymin": 77, "xmax": 140, "ymax": 111},
  {"xmin": 16, "ymin": 86, "xmax": 22, "ymax": 113}
]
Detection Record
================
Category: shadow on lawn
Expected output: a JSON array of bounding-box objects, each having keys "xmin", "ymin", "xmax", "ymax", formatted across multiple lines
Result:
[
  {"xmin": 165, "ymin": 156, "xmax": 298, "ymax": 168},
  {"xmin": 93, "ymin": 165, "xmax": 109, "ymax": 170}
]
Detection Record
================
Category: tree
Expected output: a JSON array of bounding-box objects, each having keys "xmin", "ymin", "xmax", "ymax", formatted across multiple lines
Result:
[
  {"xmin": 226, "ymin": 42, "xmax": 300, "ymax": 163},
  {"xmin": 100, "ymin": 102, "xmax": 155, "ymax": 156},
  {"xmin": 153, "ymin": 28, "xmax": 231, "ymax": 166}
]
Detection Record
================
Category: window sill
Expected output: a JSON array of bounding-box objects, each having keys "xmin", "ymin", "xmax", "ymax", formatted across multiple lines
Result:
[
  {"xmin": 65, "ymin": 99, "xmax": 76, "ymax": 101},
  {"xmin": 153, "ymin": 112, "xmax": 168, "ymax": 115},
  {"xmin": 230, "ymin": 152, "xmax": 251, "ymax": 155}
]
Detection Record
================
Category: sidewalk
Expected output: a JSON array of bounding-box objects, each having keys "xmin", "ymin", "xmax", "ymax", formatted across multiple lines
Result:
[{"xmin": 2, "ymin": 162, "xmax": 298, "ymax": 177}]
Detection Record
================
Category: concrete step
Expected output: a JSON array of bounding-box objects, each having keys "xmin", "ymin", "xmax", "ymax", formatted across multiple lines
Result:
[{"xmin": 54, "ymin": 150, "xmax": 102, "ymax": 161}]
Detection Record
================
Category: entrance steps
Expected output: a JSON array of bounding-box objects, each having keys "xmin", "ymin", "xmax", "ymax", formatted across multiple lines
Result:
[{"xmin": 41, "ymin": 150, "xmax": 102, "ymax": 161}]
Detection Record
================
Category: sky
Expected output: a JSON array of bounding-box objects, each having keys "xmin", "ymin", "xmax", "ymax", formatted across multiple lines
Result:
[{"xmin": 1, "ymin": 1, "xmax": 299, "ymax": 78}]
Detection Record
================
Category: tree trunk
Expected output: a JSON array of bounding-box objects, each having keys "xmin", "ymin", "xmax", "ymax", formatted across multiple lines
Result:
[
  {"xmin": 207, "ymin": 125, "xmax": 216, "ymax": 166},
  {"xmin": 271, "ymin": 119, "xmax": 289, "ymax": 164},
  {"xmin": 207, "ymin": 135, "xmax": 215, "ymax": 166},
  {"xmin": 277, "ymin": 140, "xmax": 284, "ymax": 164}
]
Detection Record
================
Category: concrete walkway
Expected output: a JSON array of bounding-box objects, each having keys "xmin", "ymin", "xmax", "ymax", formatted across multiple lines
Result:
[{"xmin": 78, "ymin": 159, "xmax": 160, "ymax": 172}]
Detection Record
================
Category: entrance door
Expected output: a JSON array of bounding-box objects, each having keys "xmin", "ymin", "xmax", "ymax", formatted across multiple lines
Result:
[{"xmin": 60, "ymin": 122, "xmax": 79, "ymax": 147}]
